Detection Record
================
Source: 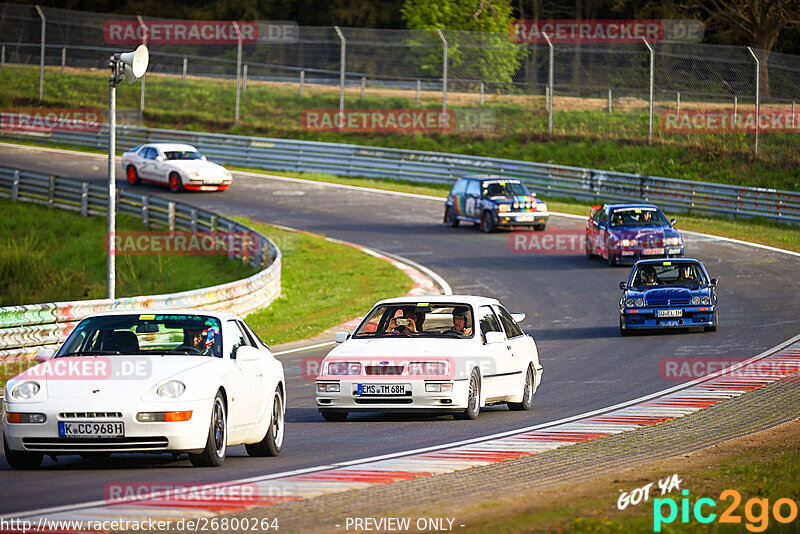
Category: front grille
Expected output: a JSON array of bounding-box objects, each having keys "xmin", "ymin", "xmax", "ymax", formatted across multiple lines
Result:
[
  {"xmin": 59, "ymin": 412, "xmax": 123, "ymax": 419},
  {"xmin": 23, "ymin": 436, "xmax": 168, "ymax": 452},
  {"xmin": 365, "ymin": 365, "xmax": 404, "ymax": 375},
  {"xmin": 354, "ymin": 398, "xmax": 413, "ymax": 405},
  {"xmin": 647, "ymin": 298, "xmax": 690, "ymax": 306}
]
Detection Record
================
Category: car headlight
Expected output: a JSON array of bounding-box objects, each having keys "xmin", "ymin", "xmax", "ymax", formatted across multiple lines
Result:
[
  {"xmin": 409, "ymin": 362, "xmax": 447, "ymax": 376},
  {"xmin": 157, "ymin": 380, "xmax": 185, "ymax": 399},
  {"xmin": 512, "ymin": 202, "xmax": 519, "ymax": 209},
  {"xmin": 328, "ymin": 362, "xmax": 361, "ymax": 375},
  {"xmin": 635, "ymin": 297, "xmax": 645, "ymax": 307},
  {"xmin": 499, "ymin": 204, "xmax": 510, "ymax": 213},
  {"xmin": 621, "ymin": 239, "xmax": 637, "ymax": 247},
  {"xmin": 425, "ymin": 383, "xmax": 453, "ymax": 393},
  {"xmin": 701, "ymin": 296, "xmax": 711, "ymax": 305},
  {"xmin": 692, "ymin": 296, "xmax": 701, "ymax": 305},
  {"xmin": 10, "ymin": 381, "xmax": 40, "ymax": 400},
  {"xmin": 665, "ymin": 237, "xmax": 683, "ymax": 246},
  {"xmin": 317, "ymin": 383, "xmax": 340, "ymax": 393},
  {"xmin": 625, "ymin": 298, "xmax": 636, "ymax": 308}
]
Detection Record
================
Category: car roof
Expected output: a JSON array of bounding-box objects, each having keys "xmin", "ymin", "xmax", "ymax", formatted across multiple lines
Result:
[
  {"xmin": 461, "ymin": 175, "xmax": 521, "ymax": 182},
  {"xmin": 82, "ymin": 309, "xmax": 239, "ymax": 321},
  {"xmin": 633, "ymin": 258, "xmax": 704, "ymax": 267},
  {"xmin": 606, "ymin": 203, "xmax": 660, "ymax": 210},
  {"xmin": 373, "ymin": 295, "xmax": 501, "ymax": 308},
  {"xmin": 142, "ymin": 143, "xmax": 199, "ymax": 152}
]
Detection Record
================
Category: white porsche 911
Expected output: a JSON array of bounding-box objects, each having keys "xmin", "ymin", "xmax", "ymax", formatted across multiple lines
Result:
[
  {"xmin": 3, "ymin": 310, "xmax": 284, "ymax": 469},
  {"xmin": 121, "ymin": 143, "xmax": 233, "ymax": 192},
  {"xmin": 316, "ymin": 296, "xmax": 543, "ymax": 421}
]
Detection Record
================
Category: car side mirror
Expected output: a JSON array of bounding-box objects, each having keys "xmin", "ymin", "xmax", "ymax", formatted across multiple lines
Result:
[
  {"xmin": 201, "ymin": 155, "xmax": 208, "ymax": 161},
  {"xmin": 236, "ymin": 346, "xmax": 260, "ymax": 363},
  {"xmin": 710, "ymin": 278, "xmax": 718, "ymax": 286},
  {"xmin": 670, "ymin": 218, "xmax": 678, "ymax": 226},
  {"xmin": 619, "ymin": 281, "xmax": 627, "ymax": 290},
  {"xmin": 484, "ymin": 331, "xmax": 506, "ymax": 344},
  {"xmin": 156, "ymin": 155, "xmax": 164, "ymax": 162},
  {"xmin": 35, "ymin": 348, "xmax": 55, "ymax": 363},
  {"xmin": 334, "ymin": 331, "xmax": 350, "ymax": 343},
  {"xmin": 510, "ymin": 312, "xmax": 526, "ymax": 323}
]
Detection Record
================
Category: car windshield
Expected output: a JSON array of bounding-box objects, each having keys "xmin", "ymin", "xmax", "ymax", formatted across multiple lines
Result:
[
  {"xmin": 164, "ymin": 150, "xmax": 203, "ymax": 161},
  {"xmin": 353, "ymin": 304, "xmax": 475, "ymax": 339},
  {"xmin": 609, "ymin": 207, "xmax": 668, "ymax": 227},
  {"xmin": 56, "ymin": 314, "xmax": 223, "ymax": 357},
  {"xmin": 481, "ymin": 180, "xmax": 529, "ymax": 198},
  {"xmin": 631, "ymin": 262, "xmax": 707, "ymax": 288}
]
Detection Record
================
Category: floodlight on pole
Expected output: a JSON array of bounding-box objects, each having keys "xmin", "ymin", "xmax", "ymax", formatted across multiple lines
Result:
[{"xmin": 107, "ymin": 44, "xmax": 148, "ymax": 300}]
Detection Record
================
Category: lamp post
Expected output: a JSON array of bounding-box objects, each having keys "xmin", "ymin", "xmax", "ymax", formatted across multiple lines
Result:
[{"xmin": 107, "ymin": 45, "xmax": 148, "ymax": 299}]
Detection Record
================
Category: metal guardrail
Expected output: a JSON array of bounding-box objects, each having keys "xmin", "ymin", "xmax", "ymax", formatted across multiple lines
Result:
[
  {"xmin": 0, "ymin": 166, "xmax": 282, "ymax": 366},
  {"xmin": 3, "ymin": 125, "xmax": 798, "ymax": 223}
]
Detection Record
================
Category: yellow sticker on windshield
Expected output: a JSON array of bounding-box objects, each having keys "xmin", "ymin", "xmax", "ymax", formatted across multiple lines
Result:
[
  {"xmin": 635, "ymin": 209, "xmax": 642, "ymax": 213},
  {"xmin": 499, "ymin": 182, "xmax": 505, "ymax": 186},
  {"xmin": 138, "ymin": 314, "xmax": 156, "ymax": 320},
  {"xmin": 416, "ymin": 303, "xmax": 429, "ymax": 307},
  {"xmin": 663, "ymin": 262, "xmax": 672, "ymax": 266}
]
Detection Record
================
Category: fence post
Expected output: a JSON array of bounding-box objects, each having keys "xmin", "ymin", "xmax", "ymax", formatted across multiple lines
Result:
[
  {"xmin": 80, "ymin": 182, "xmax": 89, "ymax": 216},
  {"xmin": 360, "ymin": 76, "xmax": 365, "ymax": 99},
  {"xmin": 190, "ymin": 208, "xmax": 198, "ymax": 233},
  {"xmin": 416, "ymin": 79, "xmax": 421, "ymax": 106},
  {"xmin": 642, "ymin": 37, "xmax": 654, "ymax": 144},
  {"xmin": 232, "ymin": 21, "xmax": 243, "ymax": 124},
  {"xmin": 676, "ymin": 91, "xmax": 680, "ymax": 114},
  {"xmin": 608, "ymin": 88, "xmax": 612, "ymax": 112},
  {"xmin": 182, "ymin": 57, "xmax": 187, "ymax": 85},
  {"xmin": 747, "ymin": 47, "xmax": 760, "ymax": 157},
  {"xmin": 61, "ymin": 47, "xmax": 65, "ymax": 75},
  {"xmin": 35, "ymin": 5, "xmax": 45, "ymax": 101},
  {"xmin": 299, "ymin": 70, "xmax": 304, "ymax": 97},
  {"xmin": 480, "ymin": 81, "xmax": 484, "ymax": 106},
  {"xmin": 141, "ymin": 194, "xmax": 149, "ymax": 227},
  {"xmin": 334, "ymin": 26, "xmax": 346, "ymax": 130},
  {"xmin": 48, "ymin": 175, "xmax": 55, "ymax": 207},
  {"xmin": 168, "ymin": 201, "xmax": 175, "ymax": 232},
  {"xmin": 243, "ymin": 64, "xmax": 248, "ymax": 92},
  {"xmin": 11, "ymin": 170, "xmax": 20, "ymax": 202},
  {"xmin": 544, "ymin": 32, "xmax": 553, "ymax": 136},
  {"xmin": 1, "ymin": 45, "xmax": 5, "ymax": 68},
  {"xmin": 734, "ymin": 96, "xmax": 738, "ymax": 120},
  {"xmin": 137, "ymin": 16, "xmax": 146, "ymax": 114},
  {"xmin": 436, "ymin": 29, "xmax": 448, "ymax": 118}
]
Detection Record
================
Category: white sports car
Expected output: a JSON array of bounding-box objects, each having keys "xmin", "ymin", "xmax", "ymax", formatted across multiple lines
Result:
[
  {"xmin": 316, "ymin": 296, "xmax": 543, "ymax": 421},
  {"xmin": 121, "ymin": 143, "xmax": 233, "ymax": 192},
  {"xmin": 3, "ymin": 310, "xmax": 284, "ymax": 468}
]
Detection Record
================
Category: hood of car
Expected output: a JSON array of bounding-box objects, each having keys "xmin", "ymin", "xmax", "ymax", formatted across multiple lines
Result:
[
  {"xmin": 163, "ymin": 160, "xmax": 227, "ymax": 173},
  {"xmin": 625, "ymin": 286, "xmax": 712, "ymax": 301},
  {"xmin": 326, "ymin": 337, "xmax": 473, "ymax": 360},
  {"xmin": 25, "ymin": 356, "xmax": 217, "ymax": 399},
  {"xmin": 609, "ymin": 225, "xmax": 676, "ymax": 238}
]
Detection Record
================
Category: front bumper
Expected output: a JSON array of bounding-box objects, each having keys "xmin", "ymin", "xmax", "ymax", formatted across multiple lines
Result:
[
  {"xmin": 620, "ymin": 306, "xmax": 716, "ymax": 329},
  {"xmin": 610, "ymin": 246, "xmax": 684, "ymax": 264},
  {"xmin": 3, "ymin": 398, "xmax": 212, "ymax": 455},
  {"xmin": 496, "ymin": 212, "xmax": 549, "ymax": 228},
  {"xmin": 315, "ymin": 379, "xmax": 470, "ymax": 413}
]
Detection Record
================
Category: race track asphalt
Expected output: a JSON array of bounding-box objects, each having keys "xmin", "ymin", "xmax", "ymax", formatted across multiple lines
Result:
[{"xmin": 1, "ymin": 143, "xmax": 798, "ymax": 515}]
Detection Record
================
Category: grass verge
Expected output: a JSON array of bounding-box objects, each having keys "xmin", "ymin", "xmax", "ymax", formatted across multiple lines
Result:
[
  {"xmin": 455, "ymin": 416, "xmax": 800, "ymax": 533},
  {"xmin": 1, "ymin": 65, "xmax": 798, "ymax": 190}
]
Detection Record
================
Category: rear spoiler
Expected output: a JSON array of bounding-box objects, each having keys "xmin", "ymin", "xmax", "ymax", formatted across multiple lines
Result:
[{"xmin": 589, "ymin": 205, "xmax": 602, "ymax": 216}]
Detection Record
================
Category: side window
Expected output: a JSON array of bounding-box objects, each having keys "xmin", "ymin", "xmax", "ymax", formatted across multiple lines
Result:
[
  {"xmin": 494, "ymin": 305, "xmax": 524, "ymax": 338},
  {"xmin": 593, "ymin": 207, "xmax": 605, "ymax": 225},
  {"xmin": 226, "ymin": 320, "xmax": 250, "ymax": 359},
  {"xmin": 451, "ymin": 179, "xmax": 467, "ymax": 196},
  {"xmin": 466, "ymin": 180, "xmax": 480, "ymax": 196},
  {"xmin": 236, "ymin": 320, "xmax": 260, "ymax": 347},
  {"xmin": 477, "ymin": 306, "xmax": 503, "ymax": 342}
]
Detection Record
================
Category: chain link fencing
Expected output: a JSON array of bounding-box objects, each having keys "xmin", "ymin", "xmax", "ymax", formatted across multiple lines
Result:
[{"xmin": 1, "ymin": 2, "xmax": 799, "ymax": 161}]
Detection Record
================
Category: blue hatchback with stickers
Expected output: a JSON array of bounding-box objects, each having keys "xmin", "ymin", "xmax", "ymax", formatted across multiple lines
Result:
[
  {"xmin": 444, "ymin": 175, "xmax": 549, "ymax": 233},
  {"xmin": 619, "ymin": 258, "xmax": 718, "ymax": 335}
]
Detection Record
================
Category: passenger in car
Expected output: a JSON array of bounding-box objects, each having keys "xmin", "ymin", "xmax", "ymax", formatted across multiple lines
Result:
[{"xmin": 386, "ymin": 309, "xmax": 420, "ymax": 334}]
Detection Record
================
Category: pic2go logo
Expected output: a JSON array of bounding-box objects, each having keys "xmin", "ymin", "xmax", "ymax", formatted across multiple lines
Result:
[{"xmin": 654, "ymin": 489, "xmax": 799, "ymax": 532}]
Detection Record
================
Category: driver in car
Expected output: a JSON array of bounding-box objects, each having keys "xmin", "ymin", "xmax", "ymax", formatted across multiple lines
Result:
[
  {"xmin": 177, "ymin": 328, "xmax": 212, "ymax": 355},
  {"xmin": 452, "ymin": 307, "xmax": 473, "ymax": 336}
]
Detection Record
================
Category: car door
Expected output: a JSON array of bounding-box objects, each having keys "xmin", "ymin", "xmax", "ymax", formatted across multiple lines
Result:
[
  {"xmin": 449, "ymin": 178, "xmax": 468, "ymax": 219},
  {"xmin": 590, "ymin": 207, "xmax": 608, "ymax": 255},
  {"xmin": 139, "ymin": 147, "xmax": 158, "ymax": 181},
  {"xmin": 476, "ymin": 305, "xmax": 513, "ymax": 401},
  {"xmin": 223, "ymin": 319, "xmax": 264, "ymax": 428},
  {"xmin": 464, "ymin": 179, "xmax": 482, "ymax": 221},
  {"xmin": 493, "ymin": 305, "xmax": 531, "ymax": 395}
]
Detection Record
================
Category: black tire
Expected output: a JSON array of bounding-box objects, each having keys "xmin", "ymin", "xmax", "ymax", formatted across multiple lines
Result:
[
  {"xmin": 508, "ymin": 365, "xmax": 534, "ymax": 411},
  {"xmin": 189, "ymin": 392, "xmax": 227, "ymax": 467},
  {"xmin": 480, "ymin": 212, "xmax": 496, "ymax": 233},
  {"xmin": 169, "ymin": 172, "xmax": 183, "ymax": 193},
  {"xmin": 454, "ymin": 369, "xmax": 481, "ymax": 420},
  {"xmin": 444, "ymin": 207, "xmax": 459, "ymax": 227},
  {"xmin": 607, "ymin": 253, "xmax": 617, "ymax": 267},
  {"xmin": 3, "ymin": 435, "xmax": 43, "ymax": 469},
  {"xmin": 245, "ymin": 387, "xmax": 284, "ymax": 457},
  {"xmin": 533, "ymin": 223, "xmax": 546, "ymax": 232},
  {"xmin": 319, "ymin": 410, "xmax": 348, "ymax": 422},
  {"xmin": 126, "ymin": 165, "xmax": 141, "ymax": 186}
]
